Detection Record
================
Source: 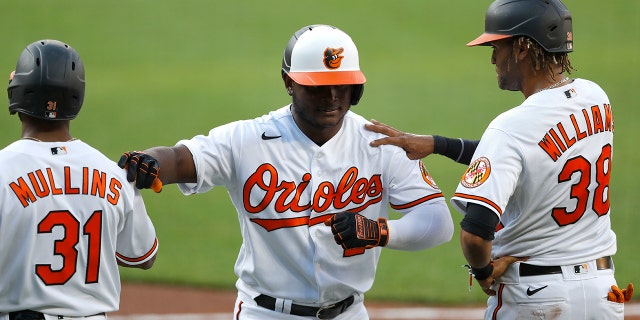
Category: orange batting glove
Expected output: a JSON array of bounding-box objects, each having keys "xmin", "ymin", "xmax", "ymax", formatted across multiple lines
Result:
[{"xmin": 607, "ymin": 283, "xmax": 634, "ymax": 303}]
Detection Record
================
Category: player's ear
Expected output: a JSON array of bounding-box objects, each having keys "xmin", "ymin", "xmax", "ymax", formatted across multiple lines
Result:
[
  {"xmin": 282, "ymin": 72, "xmax": 294, "ymax": 94},
  {"xmin": 513, "ymin": 37, "xmax": 529, "ymax": 62}
]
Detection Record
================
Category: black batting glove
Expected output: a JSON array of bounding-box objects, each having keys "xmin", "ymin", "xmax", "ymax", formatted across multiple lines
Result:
[
  {"xmin": 324, "ymin": 212, "xmax": 389, "ymax": 249},
  {"xmin": 118, "ymin": 151, "xmax": 163, "ymax": 192}
]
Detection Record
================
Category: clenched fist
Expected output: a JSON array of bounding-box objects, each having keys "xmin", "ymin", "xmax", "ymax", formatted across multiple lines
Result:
[{"xmin": 118, "ymin": 151, "xmax": 163, "ymax": 192}]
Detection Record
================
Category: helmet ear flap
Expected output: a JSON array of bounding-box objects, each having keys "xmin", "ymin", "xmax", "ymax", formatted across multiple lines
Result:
[{"xmin": 351, "ymin": 84, "xmax": 364, "ymax": 106}]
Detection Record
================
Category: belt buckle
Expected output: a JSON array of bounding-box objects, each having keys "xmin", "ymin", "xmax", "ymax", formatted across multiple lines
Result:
[{"xmin": 316, "ymin": 302, "xmax": 338, "ymax": 320}]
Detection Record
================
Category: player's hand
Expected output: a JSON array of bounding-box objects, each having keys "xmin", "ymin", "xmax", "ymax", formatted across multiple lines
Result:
[
  {"xmin": 365, "ymin": 119, "xmax": 435, "ymax": 160},
  {"xmin": 476, "ymin": 256, "xmax": 527, "ymax": 296},
  {"xmin": 492, "ymin": 256, "xmax": 527, "ymax": 279},
  {"xmin": 608, "ymin": 283, "xmax": 634, "ymax": 303},
  {"xmin": 324, "ymin": 212, "xmax": 389, "ymax": 250},
  {"xmin": 118, "ymin": 151, "xmax": 163, "ymax": 193}
]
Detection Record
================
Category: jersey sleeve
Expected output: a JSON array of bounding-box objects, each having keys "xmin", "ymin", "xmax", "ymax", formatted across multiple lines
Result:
[
  {"xmin": 450, "ymin": 127, "xmax": 523, "ymax": 218},
  {"xmin": 176, "ymin": 122, "xmax": 238, "ymax": 195},
  {"xmin": 115, "ymin": 188, "xmax": 158, "ymax": 266},
  {"xmin": 385, "ymin": 146, "xmax": 446, "ymax": 213},
  {"xmin": 382, "ymin": 145, "xmax": 453, "ymax": 250}
]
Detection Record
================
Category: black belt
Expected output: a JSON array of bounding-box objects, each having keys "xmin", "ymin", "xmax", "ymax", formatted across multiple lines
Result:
[
  {"xmin": 254, "ymin": 294, "xmax": 354, "ymax": 319},
  {"xmin": 519, "ymin": 256, "xmax": 613, "ymax": 277},
  {"xmin": 9, "ymin": 311, "xmax": 44, "ymax": 320},
  {"xmin": 9, "ymin": 311, "xmax": 106, "ymax": 320}
]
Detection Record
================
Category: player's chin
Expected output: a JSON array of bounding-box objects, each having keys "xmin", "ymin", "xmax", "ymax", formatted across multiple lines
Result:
[
  {"xmin": 309, "ymin": 116, "xmax": 342, "ymax": 130},
  {"xmin": 496, "ymin": 79, "xmax": 512, "ymax": 91}
]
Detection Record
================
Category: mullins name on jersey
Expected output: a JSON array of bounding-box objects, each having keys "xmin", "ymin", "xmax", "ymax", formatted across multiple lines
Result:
[{"xmin": 9, "ymin": 166, "xmax": 123, "ymax": 208}]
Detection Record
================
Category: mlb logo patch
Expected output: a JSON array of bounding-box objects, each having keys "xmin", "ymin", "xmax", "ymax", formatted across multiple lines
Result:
[
  {"xmin": 564, "ymin": 88, "xmax": 577, "ymax": 99},
  {"xmin": 574, "ymin": 263, "xmax": 589, "ymax": 274},
  {"xmin": 51, "ymin": 146, "xmax": 67, "ymax": 155}
]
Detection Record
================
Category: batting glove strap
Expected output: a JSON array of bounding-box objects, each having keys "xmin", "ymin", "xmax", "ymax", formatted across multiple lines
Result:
[{"xmin": 377, "ymin": 218, "xmax": 389, "ymax": 247}]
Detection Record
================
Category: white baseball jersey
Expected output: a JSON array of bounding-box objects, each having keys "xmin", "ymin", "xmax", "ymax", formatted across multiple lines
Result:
[
  {"xmin": 451, "ymin": 78, "xmax": 616, "ymax": 266},
  {"xmin": 176, "ymin": 105, "xmax": 447, "ymax": 304},
  {"xmin": 0, "ymin": 139, "xmax": 158, "ymax": 316}
]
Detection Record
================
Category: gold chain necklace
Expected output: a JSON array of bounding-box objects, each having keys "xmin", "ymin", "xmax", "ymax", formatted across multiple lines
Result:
[
  {"xmin": 22, "ymin": 137, "xmax": 77, "ymax": 142},
  {"xmin": 535, "ymin": 77, "xmax": 571, "ymax": 94},
  {"xmin": 22, "ymin": 137, "xmax": 42, "ymax": 142}
]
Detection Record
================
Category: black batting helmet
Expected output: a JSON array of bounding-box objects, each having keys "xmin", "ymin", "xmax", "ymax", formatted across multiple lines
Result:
[
  {"xmin": 8, "ymin": 39, "xmax": 85, "ymax": 120},
  {"xmin": 467, "ymin": 0, "xmax": 573, "ymax": 53}
]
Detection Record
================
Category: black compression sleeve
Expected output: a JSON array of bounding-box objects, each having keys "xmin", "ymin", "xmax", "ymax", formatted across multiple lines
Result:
[
  {"xmin": 432, "ymin": 135, "xmax": 480, "ymax": 165},
  {"xmin": 460, "ymin": 203, "xmax": 499, "ymax": 240}
]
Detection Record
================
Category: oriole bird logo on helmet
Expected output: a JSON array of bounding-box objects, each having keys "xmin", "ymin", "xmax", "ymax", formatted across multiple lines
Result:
[{"xmin": 323, "ymin": 47, "xmax": 344, "ymax": 69}]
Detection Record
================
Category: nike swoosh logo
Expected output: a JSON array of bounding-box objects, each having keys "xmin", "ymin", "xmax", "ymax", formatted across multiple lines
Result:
[
  {"xmin": 526, "ymin": 285, "xmax": 549, "ymax": 296},
  {"xmin": 261, "ymin": 132, "xmax": 282, "ymax": 140}
]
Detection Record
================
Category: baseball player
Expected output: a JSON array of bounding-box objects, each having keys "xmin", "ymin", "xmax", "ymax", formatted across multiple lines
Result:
[
  {"xmin": 117, "ymin": 24, "xmax": 454, "ymax": 319},
  {"xmin": 0, "ymin": 40, "xmax": 159, "ymax": 320},
  {"xmin": 366, "ymin": 0, "xmax": 634, "ymax": 319}
]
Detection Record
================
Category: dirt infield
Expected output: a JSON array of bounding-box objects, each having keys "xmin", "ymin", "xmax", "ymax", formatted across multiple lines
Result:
[
  {"xmin": 111, "ymin": 282, "xmax": 640, "ymax": 319},
  {"xmin": 112, "ymin": 282, "xmax": 485, "ymax": 319}
]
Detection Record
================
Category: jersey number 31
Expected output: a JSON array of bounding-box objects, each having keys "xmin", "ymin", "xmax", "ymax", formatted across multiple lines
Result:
[{"xmin": 36, "ymin": 210, "xmax": 102, "ymax": 285}]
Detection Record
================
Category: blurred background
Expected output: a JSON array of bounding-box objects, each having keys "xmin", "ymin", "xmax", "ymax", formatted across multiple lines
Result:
[{"xmin": 1, "ymin": 0, "xmax": 638, "ymax": 305}]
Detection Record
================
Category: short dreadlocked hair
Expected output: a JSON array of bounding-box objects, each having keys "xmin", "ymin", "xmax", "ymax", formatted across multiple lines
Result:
[{"xmin": 517, "ymin": 36, "xmax": 576, "ymax": 80}]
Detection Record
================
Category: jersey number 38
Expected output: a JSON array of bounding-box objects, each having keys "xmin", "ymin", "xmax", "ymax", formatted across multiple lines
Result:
[{"xmin": 552, "ymin": 144, "xmax": 611, "ymax": 226}]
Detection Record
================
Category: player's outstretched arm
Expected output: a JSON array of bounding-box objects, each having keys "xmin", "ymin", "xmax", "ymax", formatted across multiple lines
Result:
[
  {"xmin": 366, "ymin": 119, "xmax": 436, "ymax": 160},
  {"xmin": 385, "ymin": 200, "xmax": 454, "ymax": 251},
  {"xmin": 365, "ymin": 119, "xmax": 479, "ymax": 165},
  {"xmin": 142, "ymin": 145, "xmax": 197, "ymax": 185},
  {"xmin": 118, "ymin": 145, "xmax": 197, "ymax": 191}
]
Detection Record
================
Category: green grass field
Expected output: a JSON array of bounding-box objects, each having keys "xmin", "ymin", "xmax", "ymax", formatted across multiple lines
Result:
[{"xmin": 1, "ymin": 0, "xmax": 638, "ymax": 305}]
